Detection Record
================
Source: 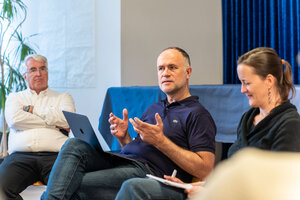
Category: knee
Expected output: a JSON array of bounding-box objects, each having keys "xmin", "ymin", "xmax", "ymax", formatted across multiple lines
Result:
[
  {"xmin": 120, "ymin": 178, "xmax": 140, "ymax": 192},
  {"xmin": 116, "ymin": 179, "xmax": 140, "ymax": 200},
  {"xmin": 0, "ymin": 182, "xmax": 11, "ymax": 196},
  {"xmin": 61, "ymin": 138, "xmax": 91, "ymax": 153},
  {"xmin": 118, "ymin": 178, "xmax": 152, "ymax": 198},
  {"xmin": 0, "ymin": 179, "xmax": 22, "ymax": 199},
  {"xmin": 0, "ymin": 165, "xmax": 11, "ymax": 187},
  {"xmin": 0, "ymin": 161, "xmax": 25, "ymax": 198}
]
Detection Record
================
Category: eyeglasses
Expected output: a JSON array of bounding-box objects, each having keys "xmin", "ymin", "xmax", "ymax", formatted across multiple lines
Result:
[{"xmin": 26, "ymin": 66, "xmax": 48, "ymax": 74}]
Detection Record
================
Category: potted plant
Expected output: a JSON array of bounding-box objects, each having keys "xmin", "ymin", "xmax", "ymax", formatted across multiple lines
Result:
[{"xmin": 0, "ymin": 0, "xmax": 37, "ymax": 157}]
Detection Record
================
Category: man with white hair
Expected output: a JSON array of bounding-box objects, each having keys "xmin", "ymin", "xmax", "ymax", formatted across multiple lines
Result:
[{"xmin": 0, "ymin": 54, "xmax": 75, "ymax": 200}]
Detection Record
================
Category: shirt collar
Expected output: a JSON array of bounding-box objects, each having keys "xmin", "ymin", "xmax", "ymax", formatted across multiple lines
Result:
[
  {"xmin": 162, "ymin": 96, "xmax": 199, "ymax": 108},
  {"xmin": 28, "ymin": 87, "xmax": 49, "ymax": 95}
]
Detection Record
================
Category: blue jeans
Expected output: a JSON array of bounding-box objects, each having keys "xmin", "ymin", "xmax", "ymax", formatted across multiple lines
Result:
[
  {"xmin": 41, "ymin": 138, "xmax": 151, "ymax": 200},
  {"xmin": 115, "ymin": 178, "xmax": 187, "ymax": 200}
]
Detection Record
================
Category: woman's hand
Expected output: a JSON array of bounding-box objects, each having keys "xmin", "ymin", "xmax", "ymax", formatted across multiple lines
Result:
[{"xmin": 164, "ymin": 175, "xmax": 205, "ymax": 198}]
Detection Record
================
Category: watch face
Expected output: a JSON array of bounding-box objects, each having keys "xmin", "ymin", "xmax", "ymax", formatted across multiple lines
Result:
[{"xmin": 25, "ymin": 105, "xmax": 30, "ymax": 112}]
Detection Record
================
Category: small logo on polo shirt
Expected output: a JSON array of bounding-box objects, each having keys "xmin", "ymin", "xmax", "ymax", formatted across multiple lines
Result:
[{"xmin": 173, "ymin": 120, "xmax": 178, "ymax": 123}]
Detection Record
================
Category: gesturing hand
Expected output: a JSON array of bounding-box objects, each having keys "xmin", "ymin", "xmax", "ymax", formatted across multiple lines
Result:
[
  {"xmin": 108, "ymin": 108, "xmax": 129, "ymax": 141},
  {"xmin": 129, "ymin": 113, "xmax": 165, "ymax": 146}
]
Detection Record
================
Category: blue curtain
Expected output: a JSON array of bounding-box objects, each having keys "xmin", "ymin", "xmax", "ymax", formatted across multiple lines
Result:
[{"xmin": 222, "ymin": 0, "xmax": 300, "ymax": 84}]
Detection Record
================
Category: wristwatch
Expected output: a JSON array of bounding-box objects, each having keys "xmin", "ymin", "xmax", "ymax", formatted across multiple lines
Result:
[{"xmin": 24, "ymin": 105, "xmax": 31, "ymax": 112}]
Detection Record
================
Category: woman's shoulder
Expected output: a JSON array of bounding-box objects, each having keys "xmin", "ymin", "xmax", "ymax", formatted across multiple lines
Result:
[{"xmin": 278, "ymin": 102, "xmax": 300, "ymax": 120}]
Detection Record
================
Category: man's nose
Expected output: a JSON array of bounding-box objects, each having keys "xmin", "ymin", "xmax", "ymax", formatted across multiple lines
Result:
[
  {"xmin": 36, "ymin": 70, "xmax": 41, "ymax": 75},
  {"xmin": 162, "ymin": 68, "xmax": 170, "ymax": 76}
]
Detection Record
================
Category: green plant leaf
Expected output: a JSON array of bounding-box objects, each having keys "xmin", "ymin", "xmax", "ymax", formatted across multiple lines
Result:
[
  {"xmin": 4, "ymin": 58, "xmax": 27, "ymax": 93},
  {"xmin": 1, "ymin": 0, "xmax": 26, "ymax": 20},
  {"xmin": 0, "ymin": 0, "xmax": 37, "ymax": 119},
  {"xmin": 0, "ymin": 83, "xmax": 6, "ymax": 111},
  {"xmin": 13, "ymin": 31, "xmax": 37, "ymax": 65}
]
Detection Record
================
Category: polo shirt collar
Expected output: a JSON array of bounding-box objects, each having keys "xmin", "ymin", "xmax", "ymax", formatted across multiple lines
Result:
[{"xmin": 163, "ymin": 96, "xmax": 199, "ymax": 108}]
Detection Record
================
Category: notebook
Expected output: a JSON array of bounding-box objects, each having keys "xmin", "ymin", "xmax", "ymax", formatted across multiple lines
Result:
[
  {"xmin": 62, "ymin": 110, "xmax": 135, "ymax": 161},
  {"xmin": 146, "ymin": 174, "xmax": 193, "ymax": 190}
]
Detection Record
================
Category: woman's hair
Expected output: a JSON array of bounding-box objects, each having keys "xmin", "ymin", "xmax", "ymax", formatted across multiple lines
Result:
[{"xmin": 237, "ymin": 47, "xmax": 295, "ymax": 101}]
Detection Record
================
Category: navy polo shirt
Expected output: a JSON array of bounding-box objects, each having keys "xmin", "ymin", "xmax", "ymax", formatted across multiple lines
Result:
[{"xmin": 120, "ymin": 96, "xmax": 216, "ymax": 182}]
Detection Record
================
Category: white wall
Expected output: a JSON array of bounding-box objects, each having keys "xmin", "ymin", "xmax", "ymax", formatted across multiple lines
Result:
[
  {"xmin": 23, "ymin": 0, "xmax": 121, "ymax": 150},
  {"xmin": 121, "ymin": 0, "xmax": 223, "ymax": 86},
  {"xmin": 22, "ymin": 0, "xmax": 222, "ymax": 149},
  {"xmin": 63, "ymin": 0, "xmax": 121, "ymax": 150}
]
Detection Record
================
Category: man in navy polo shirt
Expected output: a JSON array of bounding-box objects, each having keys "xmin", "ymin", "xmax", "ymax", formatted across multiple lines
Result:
[{"xmin": 41, "ymin": 47, "xmax": 216, "ymax": 200}]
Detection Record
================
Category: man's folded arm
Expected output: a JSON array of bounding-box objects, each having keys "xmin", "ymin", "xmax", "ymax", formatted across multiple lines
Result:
[
  {"xmin": 33, "ymin": 93, "xmax": 75, "ymax": 129},
  {"xmin": 5, "ymin": 93, "xmax": 47, "ymax": 130}
]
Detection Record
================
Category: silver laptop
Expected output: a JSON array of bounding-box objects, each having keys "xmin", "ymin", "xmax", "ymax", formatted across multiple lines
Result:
[{"xmin": 62, "ymin": 110, "xmax": 135, "ymax": 161}]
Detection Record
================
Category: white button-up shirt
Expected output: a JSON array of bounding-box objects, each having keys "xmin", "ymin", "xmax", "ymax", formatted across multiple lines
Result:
[{"xmin": 5, "ymin": 88, "xmax": 76, "ymax": 154}]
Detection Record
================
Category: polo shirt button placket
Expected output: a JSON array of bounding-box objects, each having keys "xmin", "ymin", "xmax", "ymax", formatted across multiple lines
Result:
[{"xmin": 163, "ymin": 107, "xmax": 169, "ymax": 118}]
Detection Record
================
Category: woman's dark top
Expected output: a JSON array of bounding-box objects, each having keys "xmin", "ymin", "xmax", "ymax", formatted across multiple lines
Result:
[{"xmin": 228, "ymin": 102, "xmax": 300, "ymax": 157}]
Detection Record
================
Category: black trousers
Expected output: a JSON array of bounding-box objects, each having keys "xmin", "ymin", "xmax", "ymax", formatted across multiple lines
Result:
[{"xmin": 0, "ymin": 152, "xmax": 58, "ymax": 200}]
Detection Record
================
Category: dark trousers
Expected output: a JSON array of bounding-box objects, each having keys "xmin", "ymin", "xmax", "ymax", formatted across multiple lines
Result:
[{"xmin": 0, "ymin": 152, "xmax": 58, "ymax": 200}]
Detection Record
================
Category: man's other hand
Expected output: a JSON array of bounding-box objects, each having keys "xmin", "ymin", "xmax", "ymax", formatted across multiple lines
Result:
[
  {"xmin": 129, "ymin": 113, "xmax": 166, "ymax": 147},
  {"xmin": 108, "ymin": 108, "xmax": 129, "ymax": 141}
]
